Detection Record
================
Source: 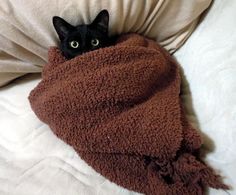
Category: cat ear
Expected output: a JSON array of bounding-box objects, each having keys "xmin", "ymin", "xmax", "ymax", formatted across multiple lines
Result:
[
  {"xmin": 52, "ymin": 16, "xmax": 74, "ymax": 41},
  {"xmin": 90, "ymin": 10, "xmax": 109, "ymax": 33}
]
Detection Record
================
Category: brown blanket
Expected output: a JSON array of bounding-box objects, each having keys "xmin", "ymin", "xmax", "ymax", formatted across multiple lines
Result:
[{"xmin": 29, "ymin": 34, "xmax": 228, "ymax": 194}]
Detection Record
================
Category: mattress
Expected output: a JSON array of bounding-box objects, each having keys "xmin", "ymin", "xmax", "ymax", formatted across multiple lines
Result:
[{"xmin": 0, "ymin": 1, "xmax": 235, "ymax": 195}]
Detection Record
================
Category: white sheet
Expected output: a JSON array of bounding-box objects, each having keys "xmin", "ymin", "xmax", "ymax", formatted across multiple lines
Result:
[
  {"xmin": 0, "ymin": 1, "xmax": 235, "ymax": 195},
  {"xmin": 174, "ymin": 1, "xmax": 236, "ymax": 194}
]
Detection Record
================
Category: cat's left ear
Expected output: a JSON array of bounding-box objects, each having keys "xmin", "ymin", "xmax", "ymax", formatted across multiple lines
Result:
[{"xmin": 90, "ymin": 10, "xmax": 109, "ymax": 33}]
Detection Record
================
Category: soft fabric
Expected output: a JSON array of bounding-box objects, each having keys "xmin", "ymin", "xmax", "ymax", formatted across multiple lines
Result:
[
  {"xmin": 28, "ymin": 34, "xmax": 227, "ymax": 194},
  {"xmin": 0, "ymin": 0, "xmax": 212, "ymax": 87}
]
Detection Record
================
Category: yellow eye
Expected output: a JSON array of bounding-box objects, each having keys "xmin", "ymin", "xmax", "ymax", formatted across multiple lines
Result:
[
  {"xmin": 91, "ymin": 38, "xmax": 100, "ymax": 47},
  {"xmin": 70, "ymin": 41, "xmax": 79, "ymax": 48}
]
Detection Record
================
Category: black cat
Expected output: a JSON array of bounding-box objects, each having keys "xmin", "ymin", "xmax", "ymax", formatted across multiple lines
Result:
[{"xmin": 53, "ymin": 10, "xmax": 114, "ymax": 59}]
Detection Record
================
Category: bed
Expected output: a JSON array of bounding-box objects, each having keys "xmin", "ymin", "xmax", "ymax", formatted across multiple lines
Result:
[{"xmin": 0, "ymin": 0, "xmax": 235, "ymax": 195}]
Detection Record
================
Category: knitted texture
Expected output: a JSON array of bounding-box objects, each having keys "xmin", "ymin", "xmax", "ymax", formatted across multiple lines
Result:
[{"xmin": 29, "ymin": 34, "xmax": 228, "ymax": 195}]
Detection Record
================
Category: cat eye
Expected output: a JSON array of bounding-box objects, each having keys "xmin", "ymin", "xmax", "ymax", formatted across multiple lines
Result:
[
  {"xmin": 91, "ymin": 39, "xmax": 100, "ymax": 47},
  {"xmin": 70, "ymin": 41, "xmax": 79, "ymax": 48}
]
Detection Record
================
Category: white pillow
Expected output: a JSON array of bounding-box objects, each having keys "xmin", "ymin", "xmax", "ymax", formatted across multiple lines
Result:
[{"xmin": 0, "ymin": 0, "xmax": 212, "ymax": 86}]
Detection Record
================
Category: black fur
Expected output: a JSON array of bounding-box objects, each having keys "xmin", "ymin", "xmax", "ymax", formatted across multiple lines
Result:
[{"xmin": 53, "ymin": 10, "xmax": 114, "ymax": 59}]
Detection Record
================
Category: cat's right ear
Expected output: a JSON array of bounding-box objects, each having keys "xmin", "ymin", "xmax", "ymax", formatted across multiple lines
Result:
[{"xmin": 52, "ymin": 16, "xmax": 74, "ymax": 41}]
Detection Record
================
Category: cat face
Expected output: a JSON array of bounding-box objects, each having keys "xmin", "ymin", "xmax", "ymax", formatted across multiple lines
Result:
[{"xmin": 53, "ymin": 10, "xmax": 109, "ymax": 59}]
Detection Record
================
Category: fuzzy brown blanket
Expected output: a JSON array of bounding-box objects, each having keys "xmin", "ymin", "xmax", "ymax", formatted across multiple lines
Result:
[{"xmin": 29, "ymin": 34, "xmax": 228, "ymax": 195}]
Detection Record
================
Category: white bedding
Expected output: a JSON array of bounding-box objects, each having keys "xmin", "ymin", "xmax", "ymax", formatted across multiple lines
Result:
[{"xmin": 0, "ymin": 1, "xmax": 235, "ymax": 195}]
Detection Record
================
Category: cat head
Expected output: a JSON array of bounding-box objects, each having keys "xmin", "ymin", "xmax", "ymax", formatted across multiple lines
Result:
[{"xmin": 53, "ymin": 10, "xmax": 109, "ymax": 59}]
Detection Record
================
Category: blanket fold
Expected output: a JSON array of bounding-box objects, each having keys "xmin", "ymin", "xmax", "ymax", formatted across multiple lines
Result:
[{"xmin": 29, "ymin": 34, "xmax": 228, "ymax": 195}]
